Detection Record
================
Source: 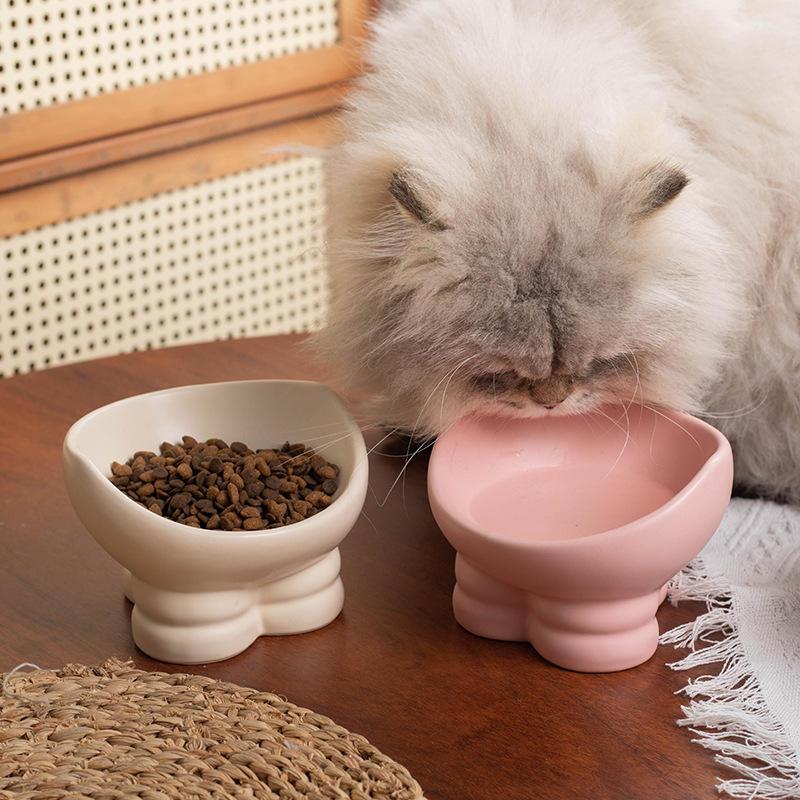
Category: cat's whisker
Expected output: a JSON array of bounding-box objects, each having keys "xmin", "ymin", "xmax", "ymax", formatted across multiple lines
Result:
[
  {"xmin": 278, "ymin": 423, "xmax": 381, "ymax": 448},
  {"xmin": 277, "ymin": 425, "xmax": 384, "ymax": 469},
  {"xmin": 406, "ymin": 363, "xmax": 465, "ymax": 453},
  {"xmin": 403, "ymin": 353, "xmax": 478, "ymax": 511},
  {"xmin": 271, "ymin": 416, "xmax": 376, "ymax": 436},
  {"xmin": 364, "ymin": 427, "xmax": 403, "ymax": 458},
  {"xmin": 358, "ymin": 504, "xmax": 379, "ymax": 535},
  {"xmin": 602, "ymin": 360, "xmax": 642, "ymax": 478},
  {"xmin": 603, "ymin": 410, "xmax": 631, "ymax": 479},
  {"xmin": 642, "ymin": 404, "xmax": 702, "ymax": 449},
  {"xmin": 700, "ymin": 394, "xmax": 769, "ymax": 419},
  {"xmin": 622, "ymin": 351, "xmax": 642, "ymax": 412},
  {"xmin": 381, "ymin": 418, "xmax": 459, "ymax": 508},
  {"xmin": 592, "ymin": 405, "xmax": 630, "ymax": 436},
  {"xmin": 439, "ymin": 354, "xmax": 479, "ymax": 428}
]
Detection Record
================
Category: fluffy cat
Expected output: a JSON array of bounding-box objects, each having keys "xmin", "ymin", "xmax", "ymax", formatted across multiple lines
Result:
[{"xmin": 315, "ymin": 0, "xmax": 800, "ymax": 501}]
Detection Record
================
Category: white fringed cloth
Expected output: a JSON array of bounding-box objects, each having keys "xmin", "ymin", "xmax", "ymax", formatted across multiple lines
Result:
[{"xmin": 661, "ymin": 499, "xmax": 800, "ymax": 799}]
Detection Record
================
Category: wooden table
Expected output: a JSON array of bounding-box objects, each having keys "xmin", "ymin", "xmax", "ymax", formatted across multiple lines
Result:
[{"xmin": 0, "ymin": 335, "xmax": 725, "ymax": 799}]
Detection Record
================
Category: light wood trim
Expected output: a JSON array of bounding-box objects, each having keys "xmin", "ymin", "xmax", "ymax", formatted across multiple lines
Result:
[
  {"xmin": 0, "ymin": 41, "xmax": 359, "ymax": 163},
  {"xmin": 339, "ymin": 0, "xmax": 373, "ymax": 39},
  {"xmin": 0, "ymin": 83, "xmax": 349, "ymax": 193},
  {"xmin": 0, "ymin": 113, "xmax": 339, "ymax": 238}
]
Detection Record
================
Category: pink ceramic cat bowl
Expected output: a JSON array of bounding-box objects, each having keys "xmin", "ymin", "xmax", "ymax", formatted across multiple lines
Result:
[{"xmin": 428, "ymin": 405, "xmax": 733, "ymax": 672}]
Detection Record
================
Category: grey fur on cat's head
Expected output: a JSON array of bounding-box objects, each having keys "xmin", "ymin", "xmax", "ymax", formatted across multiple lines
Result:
[{"xmin": 314, "ymin": 0, "xmax": 745, "ymax": 438}]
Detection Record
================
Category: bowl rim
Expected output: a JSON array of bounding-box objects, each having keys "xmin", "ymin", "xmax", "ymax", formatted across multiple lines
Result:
[
  {"xmin": 427, "ymin": 404, "xmax": 732, "ymax": 550},
  {"xmin": 63, "ymin": 378, "xmax": 368, "ymax": 542}
]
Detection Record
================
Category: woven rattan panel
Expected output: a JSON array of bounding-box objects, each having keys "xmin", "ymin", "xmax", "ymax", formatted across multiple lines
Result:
[
  {"xmin": 0, "ymin": 0, "xmax": 340, "ymax": 114},
  {"xmin": 0, "ymin": 156, "xmax": 327, "ymax": 376}
]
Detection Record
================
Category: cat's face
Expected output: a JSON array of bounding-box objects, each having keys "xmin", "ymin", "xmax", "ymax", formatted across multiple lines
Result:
[{"xmin": 318, "ymin": 148, "xmax": 733, "ymax": 438}]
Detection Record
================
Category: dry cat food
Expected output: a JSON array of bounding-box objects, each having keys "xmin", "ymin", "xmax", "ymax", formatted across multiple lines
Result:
[{"xmin": 109, "ymin": 437, "xmax": 340, "ymax": 531}]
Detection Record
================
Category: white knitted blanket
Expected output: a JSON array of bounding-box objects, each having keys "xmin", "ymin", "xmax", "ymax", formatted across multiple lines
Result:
[{"xmin": 662, "ymin": 499, "xmax": 800, "ymax": 799}]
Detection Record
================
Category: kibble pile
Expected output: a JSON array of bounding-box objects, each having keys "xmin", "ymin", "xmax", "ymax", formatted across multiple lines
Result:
[{"xmin": 109, "ymin": 436, "xmax": 340, "ymax": 531}]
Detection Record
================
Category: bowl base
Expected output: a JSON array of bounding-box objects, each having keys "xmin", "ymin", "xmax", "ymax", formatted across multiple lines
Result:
[
  {"xmin": 124, "ymin": 549, "xmax": 344, "ymax": 664},
  {"xmin": 453, "ymin": 555, "xmax": 667, "ymax": 672}
]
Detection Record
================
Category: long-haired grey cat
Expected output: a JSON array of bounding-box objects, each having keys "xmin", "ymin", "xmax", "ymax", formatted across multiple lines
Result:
[{"xmin": 315, "ymin": 0, "xmax": 800, "ymax": 502}]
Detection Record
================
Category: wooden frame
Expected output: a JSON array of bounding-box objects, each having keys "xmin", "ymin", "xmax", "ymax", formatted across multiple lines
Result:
[
  {"xmin": 0, "ymin": 0, "xmax": 371, "ymax": 237},
  {"xmin": 0, "ymin": 83, "xmax": 348, "ymax": 193},
  {"xmin": 0, "ymin": 112, "xmax": 340, "ymax": 238}
]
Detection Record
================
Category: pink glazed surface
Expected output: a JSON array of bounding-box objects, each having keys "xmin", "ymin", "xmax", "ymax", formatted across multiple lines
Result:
[{"xmin": 428, "ymin": 404, "xmax": 733, "ymax": 672}]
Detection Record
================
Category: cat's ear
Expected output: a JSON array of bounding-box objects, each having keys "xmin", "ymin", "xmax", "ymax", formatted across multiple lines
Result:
[
  {"xmin": 627, "ymin": 164, "xmax": 689, "ymax": 221},
  {"xmin": 388, "ymin": 169, "xmax": 449, "ymax": 231}
]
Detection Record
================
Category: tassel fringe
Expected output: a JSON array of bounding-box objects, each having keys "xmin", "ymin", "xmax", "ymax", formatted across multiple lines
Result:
[{"xmin": 660, "ymin": 558, "xmax": 800, "ymax": 799}]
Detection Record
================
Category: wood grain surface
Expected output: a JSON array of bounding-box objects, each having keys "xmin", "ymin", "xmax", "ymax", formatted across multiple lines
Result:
[{"xmin": 0, "ymin": 335, "xmax": 727, "ymax": 800}]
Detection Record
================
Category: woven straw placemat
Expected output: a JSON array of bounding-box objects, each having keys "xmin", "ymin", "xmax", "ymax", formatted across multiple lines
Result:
[{"xmin": 0, "ymin": 659, "xmax": 424, "ymax": 799}]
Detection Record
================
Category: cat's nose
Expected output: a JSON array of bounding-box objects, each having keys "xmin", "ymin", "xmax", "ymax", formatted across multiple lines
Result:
[{"xmin": 529, "ymin": 376, "xmax": 573, "ymax": 409}]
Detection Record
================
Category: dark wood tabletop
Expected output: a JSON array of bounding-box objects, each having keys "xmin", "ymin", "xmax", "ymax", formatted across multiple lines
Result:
[{"xmin": 0, "ymin": 335, "xmax": 726, "ymax": 800}]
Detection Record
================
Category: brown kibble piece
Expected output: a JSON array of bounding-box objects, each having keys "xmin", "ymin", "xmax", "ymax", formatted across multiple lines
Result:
[
  {"xmin": 254, "ymin": 459, "xmax": 271, "ymax": 478},
  {"xmin": 245, "ymin": 481, "xmax": 264, "ymax": 497},
  {"xmin": 111, "ymin": 461, "xmax": 132, "ymax": 477},
  {"xmin": 266, "ymin": 499, "xmax": 287, "ymax": 518},
  {"xmin": 320, "ymin": 479, "xmax": 338, "ymax": 496},
  {"xmin": 292, "ymin": 500, "xmax": 312, "ymax": 517},
  {"xmin": 171, "ymin": 492, "xmax": 192, "ymax": 509},
  {"xmin": 137, "ymin": 483, "xmax": 155, "ymax": 497},
  {"xmin": 315, "ymin": 464, "xmax": 338, "ymax": 481},
  {"xmin": 195, "ymin": 499, "xmax": 215, "ymax": 515},
  {"xmin": 305, "ymin": 491, "xmax": 326, "ymax": 508},
  {"xmin": 242, "ymin": 517, "xmax": 265, "ymax": 530},
  {"xmin": 241, "ymin": 468, "xmax": 260, "ymax": 484},
  {"xmin": 223, "ymin": 511, "xmax": 242, "ymax": 528},
  {"xmin": 176, "ymin": 462, "xmax": 193, "ymax": 480},
  {"xmin": 240, "ymin": 507, "xmax": 261, "ymax": 519}
]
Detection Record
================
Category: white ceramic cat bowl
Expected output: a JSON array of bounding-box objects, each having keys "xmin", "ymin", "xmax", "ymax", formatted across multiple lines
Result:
[
  {"xmin": 428, "ymin": 404, "xmax": 733, "ymax": 672},
  {"xmin": 63, "ymin": 380, "xmax": 368, "ymax": 664}
]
